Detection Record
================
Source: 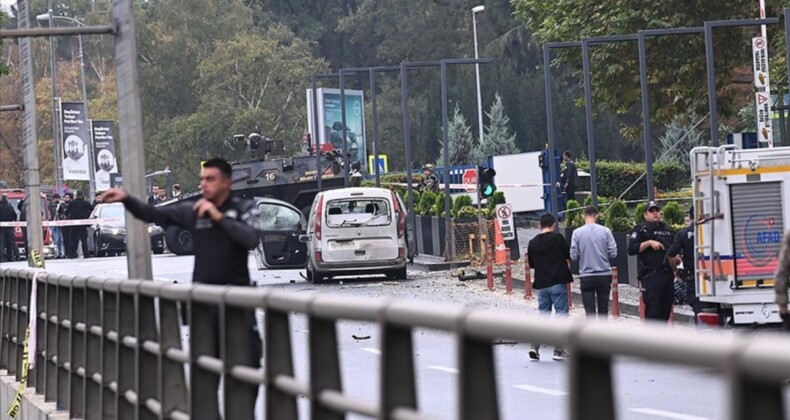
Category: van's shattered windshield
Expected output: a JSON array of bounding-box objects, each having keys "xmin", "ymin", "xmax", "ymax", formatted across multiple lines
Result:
[{"xmin": 325, "ymin": 198, "xmax": 391, "ymax": 228}]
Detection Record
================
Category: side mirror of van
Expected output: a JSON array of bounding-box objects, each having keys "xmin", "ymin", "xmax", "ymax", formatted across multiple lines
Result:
[{"xmin": 298, "ymin": 234, "xmax": 310, "ymax": 243}]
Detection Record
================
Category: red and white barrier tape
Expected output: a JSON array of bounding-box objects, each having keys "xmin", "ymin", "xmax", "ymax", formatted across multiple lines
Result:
[
  {"xmin": 387, "ymin": 182, "xmax": 548, "ymax": 190},
  {"xmin": 0, "ymin": 217, "xmax": 123, "ymax": 228}
]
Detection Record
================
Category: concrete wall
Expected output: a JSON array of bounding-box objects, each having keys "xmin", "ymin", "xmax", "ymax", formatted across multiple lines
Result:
[{"xmin": 0, "ymin": 371, "xmax": 68, "ymax": 420}]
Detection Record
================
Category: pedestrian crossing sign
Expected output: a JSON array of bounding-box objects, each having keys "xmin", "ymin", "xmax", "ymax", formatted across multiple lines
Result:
[{"xmin": 368, "ymin": 155, "xmax": 388, "ymax": 174}]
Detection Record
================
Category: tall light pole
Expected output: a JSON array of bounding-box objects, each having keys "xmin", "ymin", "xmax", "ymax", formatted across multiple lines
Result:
[
  {"xmin": 472, "ymin": 5, "xmax": 485, "ymax": 148},
  {"xmin": 42, "ymin": 6, "xmax": 61, "ymax": 195},
  {"xmin": 37, "ymin": 11, "xmax": 96, "ymax": 200},
  {"xmin": 472, "ymin": 5, "xmax": 486, "ymax": 248}
]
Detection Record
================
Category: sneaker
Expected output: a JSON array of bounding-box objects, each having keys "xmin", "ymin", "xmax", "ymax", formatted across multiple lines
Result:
[
  {"xmin": 552, "ymin": 350, "xmax": 570, "ymax": 361},
  {"xmin": 528, "ymin": 347, "xmax": 540, "ymax": 361}
]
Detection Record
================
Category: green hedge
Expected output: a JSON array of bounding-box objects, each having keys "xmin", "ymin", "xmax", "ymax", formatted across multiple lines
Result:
[{"xmin": 576, "ymin": 160, "xmax": 688, "ymax": 200}]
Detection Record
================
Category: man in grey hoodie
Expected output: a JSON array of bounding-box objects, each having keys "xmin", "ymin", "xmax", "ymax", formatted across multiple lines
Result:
[{"xmin": 570, "ymin": 206, "xmax": 618, "ymax": 319}]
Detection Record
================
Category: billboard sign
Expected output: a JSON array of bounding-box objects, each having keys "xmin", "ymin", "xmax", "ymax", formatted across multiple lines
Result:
[
  {"xmin": 307, "ymin": 88, "xmax": 367, "ymax": 170},
  {"xmin": 60, "ymin": 101, "xmax": 90, "ymax": 180},
  {"xmin": 91, "ymin": 120, "xmax": 118, "ymax": 192}
]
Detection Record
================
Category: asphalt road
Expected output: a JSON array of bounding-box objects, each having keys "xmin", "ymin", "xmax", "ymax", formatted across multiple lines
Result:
[{"xmin": 3, "ymin": 255, "xmax": 788, "ymax": 420}]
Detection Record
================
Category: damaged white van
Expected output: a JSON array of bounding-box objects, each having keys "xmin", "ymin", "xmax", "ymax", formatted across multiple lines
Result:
[{"xmin": 299, "ymin": 187, "xmax": 410, "ymax": 283}]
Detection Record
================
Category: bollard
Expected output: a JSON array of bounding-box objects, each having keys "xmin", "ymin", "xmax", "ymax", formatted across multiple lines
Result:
[
  {"xmin": 505, "ymin": 248, "xmax": 512, "ymax": 295},
  {"xmin": 611, "ymin": 267, "xmax": 620, "ymax": 319},
  {"xmin": 468, "ymin": 234, "xmax": 475, "ymax": 258},
  {"xmin": 486, "ymin": 248, "xmax": 494, "ymax": 291},
  {"xmin": 480, "ymin": 234, "xmax": 487, "ymax": 261},
  {"xmin": 524, "ymin": 253, "xmax": 532, "ymax": 300}
]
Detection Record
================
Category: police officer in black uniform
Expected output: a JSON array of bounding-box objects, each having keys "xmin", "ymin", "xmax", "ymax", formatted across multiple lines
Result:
[
  {"xmin": 101, "ymin": 158, "xmax": 261, "ymax": 418},
  {"xmin": 628, "ymin": 201, "xmax": 675, "ymax": 321},
  {"xmin": 667, "ymin": 206, "xmax": 701, "ymax": 317}
]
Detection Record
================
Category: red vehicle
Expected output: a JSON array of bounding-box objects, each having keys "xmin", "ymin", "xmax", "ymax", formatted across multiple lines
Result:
[{"xmin": 0, "ymin": 189, "xmax": 54, "ymax": 258}]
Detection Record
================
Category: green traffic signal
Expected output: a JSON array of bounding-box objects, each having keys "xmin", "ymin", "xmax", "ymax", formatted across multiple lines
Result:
[{"xmin": 478, "ymin": 165, "xmax": 497, "ymax": 199}]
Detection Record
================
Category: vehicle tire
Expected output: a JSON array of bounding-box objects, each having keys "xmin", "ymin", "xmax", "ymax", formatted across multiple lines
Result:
[
  {"xmin": 388, "ymin": 266, "xmax": 407, "ymax": 280},
  {"xmin": 165, "ymin": 226, "xmax": 194, "ymax": 255},
  {"xmin": 306, "ymin": 264, "xmax": 325, "ymax": 284},
  {"xmin": 93, "ymin": 234, "xmax": 103, "ymax": 258}
]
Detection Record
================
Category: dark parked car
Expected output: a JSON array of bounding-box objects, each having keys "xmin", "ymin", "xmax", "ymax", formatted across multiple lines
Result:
[{"xmin": 87, "ymin": 203, "xmax": 165, "ymax": 257}]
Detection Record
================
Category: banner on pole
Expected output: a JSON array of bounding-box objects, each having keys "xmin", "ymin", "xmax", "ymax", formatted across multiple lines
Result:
[
  {"xmin": 307, "ymin": 88, "xmax": 367, "ymax": 171},
  {"xmin": 60, "ymin": 102, "xmax": 90, "ymax": 180},
  {"xmin": 91, "ymin": 120, "xmax": 118, "ymax": 191}
]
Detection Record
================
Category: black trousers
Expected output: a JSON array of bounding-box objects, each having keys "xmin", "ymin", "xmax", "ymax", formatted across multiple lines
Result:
[
  {"xmin": 643, "ymin": 271, "xmax": 675, "ymax": 321},
  {"xmin": 0, "ymin": 227, "xmax": 18, "ymax": 261},
  {"xmin": 69, "ymin": 226, "xmax": 88, "ymax": 258},
  {"xmin": 62, "ymin": 226, "xmax": 72, "ymax": 257},
  {"xmin": 684, "ymin": 274, "xmax": 702, "ymax": 315},
  {"xmin": 565, "ymin": 186, "xmax": 576, "ymax": 203},
  {"xmin": 580, "ymin": 275, "xmax": 612, "ymax": 319},
  {"xmin": 190, "ymin": 301, "xmax": 262, "ymax": 419}
]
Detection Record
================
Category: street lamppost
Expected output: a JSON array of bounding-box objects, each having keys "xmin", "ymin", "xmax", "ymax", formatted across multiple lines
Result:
[
  {"xmin": 37, "ymin": 11, "xmax": 96, "ymax": 200},
  {"xmin": 471, "ymin": 5, "xmax": 485, "ymax": 148}
]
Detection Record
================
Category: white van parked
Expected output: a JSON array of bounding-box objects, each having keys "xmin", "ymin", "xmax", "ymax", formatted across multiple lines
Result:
[{"xmin": 300, "ymin": 187, "xmax": 409, "ymax": 283}]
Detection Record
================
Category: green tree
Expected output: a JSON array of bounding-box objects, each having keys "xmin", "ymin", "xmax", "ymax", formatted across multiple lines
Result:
[
  {"xmin": 436, "ymin": 105, "xmax": 476, "ymax": 166},
  {"xmin": 478, "ymin": 93, "xmax": 520, "ymax": 160},
  {"xmin": 656, "ymin": 113, "xmax": 705, "ymax": 171},
  {"xmin": 512, "ymin": 0, "xmax": 788, "ymax": 139},
  {"xmin": 0, "ymin": 11, "xmax": 7, "ymax": 77}
]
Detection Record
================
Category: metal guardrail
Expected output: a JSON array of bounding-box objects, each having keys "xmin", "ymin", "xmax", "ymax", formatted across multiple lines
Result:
[{"xmin": 1, "ymin": 267, "xmax": 790, "ymax": 420}]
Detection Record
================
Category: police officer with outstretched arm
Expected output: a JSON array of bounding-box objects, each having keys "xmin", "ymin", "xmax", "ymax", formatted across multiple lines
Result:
[
  {"xmin": 628, "ymin": 201, "xmax": 675, "ymax": 321},
  {"xmin": 101, "ymin": 158, "xmax": 262, "ymax": 418}
]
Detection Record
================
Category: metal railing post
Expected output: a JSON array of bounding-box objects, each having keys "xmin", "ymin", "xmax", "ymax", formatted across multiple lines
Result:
[
  {"xmin": 0, "ymin": 270, "xmax": 11, "ymax": 371},
  {"xmin": 116, "ymin": 281, "xmax": 139, "ymax": 419},
  {"xmin": 101, "ymin": 279, "xmax": 120, "ymax": 418},
  {"xmin": 568, "ymin": 345, "xmax": 615, "ymax": 420},
  {"xmin": 35, "ymin": 272, "xmax": 46, "ymax": 394},
  {"xmin": 264, "ymin": 304, "xmax": 298, "ymax": 420},
  {"xmin": 84, "ymin": 278, "xmax": 104, "ymax": 419},
  {"xmin": 137, "ymin": 282, "xmax": 160, "ymax": 420},
  {"xmin": 158, "ymin": 286, "xmax": 189, "ymax": 418},
  {"xmin": 222, "ymin": 297, "xmax": 260, "ymax": 420},
  {"xmin": 189, "ymin": 295, "xmax": 221, "ymax": 420},
  {"xmin": 458, "ymin": 330, "xmax": 499, "ymax": 420},
  {"xmin": 69, "ymin": 277, "xmax": 87, "ymax": 417},
  {"xmin": 45, "ymin": 278, "xmax": 58, "ymax": 401},
  {"xmin": 56, "ymin": 276, "xmax": 71, "ymax": 410},
  {"xmin": 379, "ymin": 320, "xmax": 417, "ymax": 418},
  {"xmin": 309, "ymin": 313, "xmax": 344, "ymax": 420}
]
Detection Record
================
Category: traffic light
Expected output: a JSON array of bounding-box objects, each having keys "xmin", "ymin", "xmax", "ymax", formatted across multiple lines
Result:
[{"xmin": 478, "ymin": 165, "xmax": 497, "ymax": 199}]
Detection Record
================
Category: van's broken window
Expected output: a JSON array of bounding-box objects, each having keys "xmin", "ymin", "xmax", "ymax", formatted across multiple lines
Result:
[{"xmin": 326, "ymin": 199, "xmax": 391, "ymax": 227}]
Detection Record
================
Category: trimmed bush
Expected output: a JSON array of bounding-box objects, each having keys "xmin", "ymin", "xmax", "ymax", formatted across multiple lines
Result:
[
  {"xmin": 433, "ymin": 192, "xmax": 446, "ymax": 217},
  {"xmin": 662, "ymin": 201, "xmax": 684, "ymax": 227},
  {"xmin": 418, "ymin": 191, "xmax": 436, "ymax": 216},
  {"xmin": 634, "ymin": 202, "xmax": 647, "ymax": 224},
  {"xmin": 565, "ymin": 200, "xmax": 583, "ymax": 228},
  {"xmin": 603, "ymin": 199, "xmax": 633, "ymax": 232},
  {"xmin": 486, "ymin": 191, "xmax": 506, "ymax": 212},
  {"xmin": 456, "ymin": 205, "xmax": 479, "ymax": 219},
  {"xmin": 453, "ymin": 195, "xmax": 473, "ymax": 217},
  {"xmin": 576, "ymin": 160, "xmax": 688, "ymax": 200}
]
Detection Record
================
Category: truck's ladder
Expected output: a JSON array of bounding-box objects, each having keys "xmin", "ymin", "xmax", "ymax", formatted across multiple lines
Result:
[{"xmin": 691, "ymin": 146, "xmax": 732, "ymax": 297}]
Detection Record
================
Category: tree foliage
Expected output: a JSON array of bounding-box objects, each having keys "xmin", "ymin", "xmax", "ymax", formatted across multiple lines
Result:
[
  {"xmin": 656, "ymin": 113, "xmax": 705, "ymax": 171},
  {"xmin": 478, "ymin": 93, "xmax": 520, "ymax": 159},
  {"xmin": 436, "ymin": 105, "xmax": 476, "ymax": 166},
  {"xmin": 512, "ymin": 0, "xmax": 789, "ymax": 140}
]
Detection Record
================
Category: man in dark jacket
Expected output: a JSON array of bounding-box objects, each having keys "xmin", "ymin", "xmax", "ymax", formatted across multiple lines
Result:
[
  {"xmin": 667, "ymin": 206, "xmax": 701, "ymax": 319},
  {"xmin": 560, "ymin": 151, "xmax": 578, "ymax": 204},
  {"xmin": 58, "ymin": 193, "xmax": 73, "ymax": 257},
  {"xmin": 0, "ymin": 194, "xmax": 18, "ymax": 262},
  {"xmin": 101, "ymin": 158, "xmax": 261, "ymax": 416},
  {"xmin": 527, "ymin": 213, "xmax": 573, "ymax": 361},
  {"xmin": 66, "ymin": 190, "xmax": 93, "ymax": 258},
  {"xmin": 628, "ymin": 201, "xmax": 675, "ymax": 321}
]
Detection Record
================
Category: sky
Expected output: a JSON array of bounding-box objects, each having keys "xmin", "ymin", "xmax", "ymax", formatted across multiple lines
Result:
[{"xmin": 1, "ymin": 0, "xmax": 14, "ymax": 15}]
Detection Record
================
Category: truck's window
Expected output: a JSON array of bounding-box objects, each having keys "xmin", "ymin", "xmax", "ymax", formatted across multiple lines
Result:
[
  {"xmin": 325, "ymin": 198, "xmax": 391, "ymax": 227},
  {"xmin": 258, "ymin": 202, "xmax": 302, "ymax": 231}
]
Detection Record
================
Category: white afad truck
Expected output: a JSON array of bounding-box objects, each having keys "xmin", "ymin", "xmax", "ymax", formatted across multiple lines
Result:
[{"xmin": 691, "ymin": 145, "xmax": 789, "ymax": 326}]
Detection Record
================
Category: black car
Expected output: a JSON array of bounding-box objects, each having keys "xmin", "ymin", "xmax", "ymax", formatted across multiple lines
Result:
[{"xmin": 87, "ymin": 203, "xmax": 165, "ymax": 257}]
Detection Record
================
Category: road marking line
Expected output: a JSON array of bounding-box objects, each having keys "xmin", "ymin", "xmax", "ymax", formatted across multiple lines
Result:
[
  {"xmin": 361, "ymin": 348, "xmax": 381, "ymax": 356},
  {"xmin": 427, "ymin": 366, "xmax": 458, "ymax": 374},
  {"xmin": 512, "ymin": 384, "xmax": 567, "ymax": 397},
  {"xmin": 629, "ymin": 408, "xmax": 709, "ymax": 420}
]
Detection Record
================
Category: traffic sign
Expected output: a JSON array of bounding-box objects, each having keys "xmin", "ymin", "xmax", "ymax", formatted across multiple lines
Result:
[
  {"xmin": 755, "ymin": 92, "xmax": 773, "ymax": 145},
  {"xmin": 495, "ymin": 203, "xmax": 515, "ymax": 241},
  {"xmin": 462, "ymin": 168, "xmax": 477, "ymax": 192},
  {"xmin": 367, "ymin": 154, "xmax": 388, "ymax": 174}
]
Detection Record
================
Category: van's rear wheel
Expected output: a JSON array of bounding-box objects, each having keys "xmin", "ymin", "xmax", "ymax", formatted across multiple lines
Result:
[
  {"xmin": 306, "ymin": 264, "xmax": 325, "ymax": 284},
  {"xmin": 387, "ymin": 267, "xmax": 407, "ymax": 280},
  {"xmin": 165, "ymin": 226, "xmax": 193, "ymax": 255}
]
